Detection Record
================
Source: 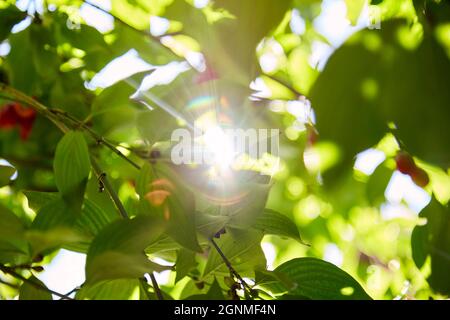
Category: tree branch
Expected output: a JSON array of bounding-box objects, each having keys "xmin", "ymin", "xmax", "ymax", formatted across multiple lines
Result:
[
  {"xmin": 59, "ymin": 285, "xmax": 82, "ymax": 300},
  {"xmin": 1, "ymin": 83, "xmax": 164, "ymax": 300},
  {"xmin": 209, "ymin": 238, "xmax": 253, "ymax": 298},
  {"xmin": 50, "ymin": 108, "xmax": 141, "ymax": 170},
  {"xmin": 90, "ymin": 157, "xmax": 129, "ymax": 219},
  {"xmin": 0, "ymin": 84, "xmax": 141, "ymax": 170},
  {"xmin": 81, "ymin": 0, "xmax": 179, "ymax": 57},
  {"xmin": 0, "ymin": 278, "xmax": 19, "ymax": 289},
  {"xmin": 90, "ymin": 158, "xmax": 163, "ymax": 300},
  {"xmin": 149, "ymin": 274, "xmax": 164, "ymax": 300},
  {"xmin": 0, "ymin": 264, "xmax": 74, "ymax": 300},
  {"xmin": 0, "ymin": 83, "xmax": 70, "ymax": 133}
]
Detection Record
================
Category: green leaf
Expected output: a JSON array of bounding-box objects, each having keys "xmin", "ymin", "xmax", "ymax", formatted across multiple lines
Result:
[
  {"xmin": 54, "ymin": 131, "xmax": 91, "ymax": 213},
  {"xmin": 5, "ymin": 29, "xmax": 37, "ymax": 93},
  {"xmin": 0, "ymin": 5, "xmax": 27, "ymax": 42},
  {"xmin": 23, "ymin": 191, "xmax": 58, "ymax": 212},
  {"xmin": 28, "ymin": 198, "xmax": 88, "ymax": 255},
  {"xmin": 411, "ymin": 221, "xmax": 428, "ymax": 269},
  {"xmin": 139, "ymin": 279, "xmax": 174, "ymax": 300},
  {"xmin": 186, "ymin": 277, "xmax": 226, "ymax": 300},
  {"xmin": 75, "ymin": 199, "xmax": 119, "ymax": 237},
  {"xmin": 311, "ymin": 21, "xmax": 450, "ymax": 179},
  {"xmin": 65, "ymin": 198, "xmax": 120, "ymax": 253},
  {"xmin": 112, "ymin": 23, "xmax": 175, "ymax": 65},
  {"xmin": 203, "ymin": 230, "xmax": 265, "ymax": 278},
  {"xmin": 149, "ymin": 164, "xmax": 202, "ymax": 252},
  {"xmin": 251, "ymin": 209, "xmax": 306, "ymax": 244},
  {"xmin": 227, "ymin": 183, "xmax": 270, "ymax": 229},
  {"xmin": 382, "ymin": 33, "xmax": 450, "ymax": 167},
  {"xmin": 288, "ymin": 47, "xmax": 319, "ymax": 95},
  {"xmin": 255, "ymin": 269, "xmax": 297, "ymax": 294},
  {"xmin": 345, "ymin": 0, "xmax": 366, "ymax": 25},
  {"xmin": 136, "ymin": 162, "xmax": 152, "ymax": 198},
  {"xmin": 0, "ymin": 204, "xmax": 29, "ymax": 265},
  {"xmin": 205, "ymin": 277, "xmax": 226, "ymax": 300},
  {"xmin": 175, "ymin": 248, "xmax": 197, "ymax": 283},
  {"xmin": 310, "ymin": 36, "xmax": 386, "ymax": 181},
  {"xmin": 111, "ymin": 0, "xmax": 150, "ymax": 30},
  {"xmin": 85, "ymin": 215, "xmax": 168, "ymax": 285},
  {"xmin": 411, "ymin": 198, "xmax": 450, "ymax": 295},
  {"xmin": 91, "ymin": 79, "xmax": 142, "ymax": 136},
  {"xmin": 366, "ymin": 163, "xmax": 393, "ymax": 205},
  {"xmin": 19, "ymin": 276, "xmax": 52, "ymax": 300},
  {"xmin": 77, "ymin": 279, "xmax": 140, "ymax": 300},
  {"xmin": 0, "ymin": 165, "xmax": 15, "ymax": 187},
  {"xmin": 145, "ymin": 213, "xmax": 229, "ymax": 254},
  {"xmin": 137, "ymin": 110, "xmax": 178, "ymax": 145},
  {"xmin": 56, "ymin": 14, "xmax": 115, "ymax": 72},
  {"xmin": 196, "ymin": 213, "xmax": 229, "ymax": 240},
  {"xmin": 165, "ymin": 0, "xmax": 289, "ymax": 83},
  {"xmin": 23, "ymin": 191, "xmax": 118, "ymax": 252},
  {"xmin": 261, "ymin": 258, "xmax": 372, "ymax": 300},
  {"xmin": 29, "ymin": 23, "xmax": 59, "ymax": 82}
]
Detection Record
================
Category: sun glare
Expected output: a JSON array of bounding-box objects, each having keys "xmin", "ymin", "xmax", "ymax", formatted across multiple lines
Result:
[{"xmin": 202, "ymin": 126, "xmax": 235, "ymax": 173}]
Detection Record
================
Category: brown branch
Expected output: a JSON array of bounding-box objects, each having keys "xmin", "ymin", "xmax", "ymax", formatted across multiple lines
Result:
[
  {"xmin": 0, "ymin": 264, "xmax": 74, "ymax": 300},
  {"xmin": 0, "ymin": 83, "xmax": 162, "ymax": 300},
  {"xmin": 90, "ymin": 158, "xmax": 163, "ymax": 300},
  {"xmin": 90, "ymin": 157, "xmax": 129, "ymax": 219},
  {"xmin": 50, "ymin": 108, "xmax": 141, "ymax": 170},
  {"xmin": 209, "ymin": 238, "xmax": 253, "ymax": 299},
  {"xmin": 0, "ymin": 84, "xmax": 141, "ymax": 171},
  {"xmin": 149, "ymin": 274, "xmax": 164, "ymax": 300},
  {"xmin": 81, "ymin": 0, "xmax": 179, "ymax": 57}
]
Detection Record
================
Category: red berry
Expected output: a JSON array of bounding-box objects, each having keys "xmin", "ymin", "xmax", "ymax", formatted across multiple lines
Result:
[
  {"xmin": 395, "ymin": 151, "xmax": 416, "ymax": 174},
  {"xmin": 0, "ymin": 103, "xmax": 19, "ymax": 128},
  {"xmin": 0, "ymin": 102, "xmax": 36, "ymax": 140},
  {"xmin": 411, "ymin": 168, "xmax": 430, "ymax": 188}
]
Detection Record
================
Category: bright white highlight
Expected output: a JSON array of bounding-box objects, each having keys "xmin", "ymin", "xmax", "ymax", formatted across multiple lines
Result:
[
  {"xmin": 324, "ymin": 243, "xmax": 344, "ymax": 267},
  {"xmin": 170, "ymin": 127, "xmax": 280, "ymax": 174},
  {"xmin": 80, "ymin": 0, "xmax": 113, "ymax": 33},
  {"xmin": 203, "ymin": 126, "xmax": 235, "ymax": 170},
  {"xmin": 385, "ymin": 171, "xmax": 431, "ymax": 214},
  {"xmin": 150, "ymin": 16, "xmax": 170, "ymax": 37},
  {"xmin": 88, "ymin": 49, "xmax": 153, "ymax": 88},
  {"xmin": 37, "ymin": 249, "xmax": 86, "ymax": 299},
  {"xmin": 354, "ymin": 148, "xmax": 386, "ymax": 175},
  {"xmin": 261, "ymin": 242, "xmax": 277, "ymax": 271},
  {"xmin": 290, "ymin": 9, "xmax": 306, "ymax": 35}
]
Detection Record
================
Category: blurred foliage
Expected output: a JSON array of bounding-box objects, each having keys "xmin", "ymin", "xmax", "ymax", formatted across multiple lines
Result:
[{"xmin": 0, "ymin": 0, "xmax": 449, "ymax": 300}]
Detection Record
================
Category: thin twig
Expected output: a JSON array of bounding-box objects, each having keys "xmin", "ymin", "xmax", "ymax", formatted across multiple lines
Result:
[
  {"xmin": 209, "ymin": 238, "xmax": 253, "ymax": 297},
  {"xmin": 90, "ymin": 157, "xmax": 129, "ymax": 219},
  {"xmin": 0, "ymin": 278, "xmax": 19, "ymax": 289},
  {"xmin": 81, "ymin": 0, "xmax": 179, "ymax": 56},
  {"xmin": 0, "ymin": 265, "xmax": 74, "ymax": 300},
  {"xmin": 63, "ymin": 285, "xmax": 81, "ymax": 297},
  {"xmin": 50, "ymin": 108, "xmax": 141, "ymax": 170},
  {"xmin": 0, "ymin": 84, "xmax": 141, "ymax": 170},
  {"xmin": 90, "ymin": 159, "xmax": 164, "ymax": 300},
  {"xmin": 264, "ymin": 74, "xmax": 306, "ymax": 99},
  {"xmin": 0, "ymin": 84, "xmax": 162, "ymax": 301},
  {"xmin": 149, "ymin": 273, "xmax": 164, "ymax": 300},
  {"xmin": 0, "ymin": 83, "xmax": 69, "ymax": 133}
]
